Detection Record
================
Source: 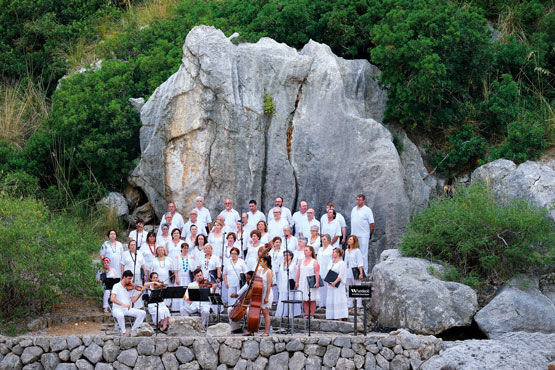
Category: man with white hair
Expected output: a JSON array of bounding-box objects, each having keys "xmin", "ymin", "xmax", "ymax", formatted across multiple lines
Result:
[
  {"xmin": 301, "ymin": 208, "xmax": 320, "ymax": 238},
  {"xmin": 291, "ymin": 200, "xmax": 309, "ymax": 238},
  {"xmin": 157, "ymin": 212, "xmax": 178, "ymax": 237},
  {"xmin": 267, "ymin": 197, "xmax": 292, "ymax": 224},
  {"xmin": 168, "ymin": 202, "xmax": 185, "ymax": 231},
  {"xmin": 183, "ymin": 209, "xmax": 207, "ymax": 238},
  {"xmin": 268, "ymin": 207, "xmax": 290, "ymax": 239},
  {"xmin": 218, "ymin": 198, "xmax": 240, "ymax": 232},
  {"xmin": 195, "ymin": 196, "xmax": 212, "ymax": 232}
]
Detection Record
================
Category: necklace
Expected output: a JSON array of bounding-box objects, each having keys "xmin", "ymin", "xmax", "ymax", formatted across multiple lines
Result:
[
  {"xmin": 107, "ymin": 241, "xmax": 117, "ymax": 254},
  {"xmin": 204, "ymin": 256, "xmax": 211, "ymax": 270},
  {"xmin": 181, "ymin": 257, "xmax": 189, "ymax": 272},
  {"xmin": 149, "ymin": 244, "xmax": 156, "ymax": 255},
  {"xmin": 157, "ymin": 257, "xmax": 166, "ymax": 268}
]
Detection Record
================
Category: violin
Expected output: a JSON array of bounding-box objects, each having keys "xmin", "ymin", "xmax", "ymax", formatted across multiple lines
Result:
[
  {"xmin": 123, "ymin": 281, "xmax": 144, "ymax": 291},
  {"xmin": 148, "ymin": 281, "xmax": 168, "ymax": 290},
  {"xmin": 199, "ymin": 278, "xmax": 215, "ymax": 288}
]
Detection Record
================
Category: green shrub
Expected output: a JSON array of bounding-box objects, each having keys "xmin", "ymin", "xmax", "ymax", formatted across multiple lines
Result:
[
  {"xmin": 400, "ymin": 182, "xmax": 555, "ymax": 287},
  {"xmin": 0, "ymin": 195, "xmax": 102, "ymax": 319},
  {"xmin": 436, "ymin": 125, "xmax": 488, "ymax": 174},
  {"xmin": 0, "ymin": 170, "xmax": 40, "ymax": 198},
  {"xmin": 487, "ymin": 119, "xmax": 545, "ymax": 163}
]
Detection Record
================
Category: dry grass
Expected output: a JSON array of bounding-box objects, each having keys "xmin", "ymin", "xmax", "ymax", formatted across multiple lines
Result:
[{"xmin": 0, "ymin": 79, "xmax": 49, "ymax": 148}]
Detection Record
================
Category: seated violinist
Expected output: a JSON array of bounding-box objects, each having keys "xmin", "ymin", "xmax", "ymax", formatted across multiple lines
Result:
[
  {"xmin": 180, "ymin": 268, "xmax": 213, "ymax": 330},
  {"xmin": 143, "ymin": 272, "xmax": 170, "ymax": 331},
  {"xmin": 110, "ymin": 270, "xmax": 146, "ymax": 336}
]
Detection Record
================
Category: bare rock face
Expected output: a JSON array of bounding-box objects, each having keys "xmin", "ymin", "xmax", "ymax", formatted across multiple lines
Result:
[
  {"xmin": 471, "ymin": 159, "xmax": 555, "ymax": 222},
  {"xmin": 370, "ymin": 251, "xmax": 478, "ymax": 335},
  {"xmin": 130, "ymin": 25, "xmax": 436, "ymax": 266},
  {"xmin": 475, "ymin": 275, "xmax": 555, "ymax": 338}
]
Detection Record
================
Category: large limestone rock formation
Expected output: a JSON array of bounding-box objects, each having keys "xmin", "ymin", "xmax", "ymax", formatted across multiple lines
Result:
[
  {"xmin": 370, "ymin": 250, "xmax": 478, "ymax": 335},
  {"xmin": 471, "ymin": 159, "xmax": 555, "ymax": 221},
  {"xmin": 130, "ymin": 25, "xmax": 436, "ymax": 267},
  {"xmin": 475, "ymin": 275, "xmax": 555, "ymax": 338}
]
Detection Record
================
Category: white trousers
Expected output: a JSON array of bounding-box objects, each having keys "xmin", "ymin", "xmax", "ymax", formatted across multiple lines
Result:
[
  {"xmin": 147, "ymin": 303, "xmax": 171, "ymax": 324},
  {"xmin": 356, "ymin": 234, "xmax": 370, "ymax": 273},
  {"xmin": 112, "ymin": 307, "xmax": 146, "ymax": 334},
  {"xmin": 180, "ymin": 302, "xmax": 210, "ymax": 329},
  {"xmin": 103, "ymin": 290, "xmax": 111, "ymax": 308}
]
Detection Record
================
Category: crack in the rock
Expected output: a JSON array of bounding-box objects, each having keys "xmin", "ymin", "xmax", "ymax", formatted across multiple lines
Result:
[
  {"xmin": 532, "ymin": 176, "xmax": 541, "ymax": 187},
  {"xmin": 285, "ymin": 77, "xmax": 306, "ymax": 210}
]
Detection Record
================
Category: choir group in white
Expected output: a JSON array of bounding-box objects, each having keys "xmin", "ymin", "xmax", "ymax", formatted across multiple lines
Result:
[{"xmin": 99, "ymin": 195, "xmax": 374, "ymax": 335}]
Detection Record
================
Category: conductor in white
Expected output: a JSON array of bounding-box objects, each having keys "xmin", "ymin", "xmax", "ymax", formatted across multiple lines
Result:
[
  {"xmin": 180, "ymin": 268, "xmax": 212, "ymax": 330},
  {"xmin": 350, "ymin": 194, "xmax": 375, "ymax": 273},
  {"xmin": 110, "ymin": 270, "xmax": 146, "ymax": 336}
]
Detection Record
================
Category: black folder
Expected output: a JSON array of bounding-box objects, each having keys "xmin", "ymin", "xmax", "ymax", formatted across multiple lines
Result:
[
  {"xmin": 352, "ymin": 267, "xmax": 367, "ymax": 280},
  {"xmin": 104, "ymin": 278, "xmax": 120, "ymax": 290},
  {"xmin": 307, "ymin": 275, "xmax": 324, "ymax": 288},
  {"xmin": 324, "ymin": 270, "xmax": 340, "ymax": 288}
]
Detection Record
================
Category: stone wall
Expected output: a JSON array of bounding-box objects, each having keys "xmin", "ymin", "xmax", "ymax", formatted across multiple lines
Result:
[{"xmin": 0, "ymin": 330, "xmax": 442, "ymax": 370}]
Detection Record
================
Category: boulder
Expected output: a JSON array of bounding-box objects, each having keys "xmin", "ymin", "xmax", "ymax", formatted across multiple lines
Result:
[
  {"xmin": 471, "ymin": 159, "xmax": 555, "ymax": 222},
  {"xmin": 130, "ymin": 25, "xmax": 436, "ymax": 268},
  {"xmin": 475, "ymin": 275, "xmax": 555, "ymax": 338},
  {"xmin": 370, "ymin": 252, "xmax": 478, "ymax": 334},
  {"xmin": 127, "ymin": 202, "xmax": 155, "ymax": 225},
  {"xmin": 98, "ymin": 193, "xmax": 129, "ymax": 218},
  {"xmin": 421, "ymin": 332, "xmax": 555, "ymax": 370},
  {"xmin": 129, "ymin": 98, "xmax": 145, "ymax": 114},
  {"xmin": 206, "ymin": 323, "xmax": 231, "ymax": 337},
  {"xmin": 131, "ymin": 322, "xmax": 154, "ymax": 337},
  {"xmin": 168, "ymin": 316, "xmax": 203, "ymax": 334}
]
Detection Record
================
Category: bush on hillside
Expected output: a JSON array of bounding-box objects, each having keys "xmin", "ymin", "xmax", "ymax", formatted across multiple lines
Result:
[
  {"xmin": 399, "ymin": 182, "xmax": 555, "ymax": 287},
  {"xmin": 0, "ymin": 195, "xmax": 101, "ymax": 319}
]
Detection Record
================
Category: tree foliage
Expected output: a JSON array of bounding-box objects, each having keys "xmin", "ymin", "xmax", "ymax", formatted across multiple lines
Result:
[{"xmin": 400, "ymin": 182, "xmax": 555, "ymax": 287}]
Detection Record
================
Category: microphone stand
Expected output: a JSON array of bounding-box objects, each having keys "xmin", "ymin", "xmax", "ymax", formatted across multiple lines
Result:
[{"xmin": 217, "ymin": 232, "xmax": 226, "ymax": 322}]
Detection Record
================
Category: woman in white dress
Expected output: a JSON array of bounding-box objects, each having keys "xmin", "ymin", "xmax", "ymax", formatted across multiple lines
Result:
[
  {"xmin": 295, "ymin": 245, "xmax": 320, "ymax": 319},
  {"xmin": 307, "ymin": 225, "xmax": 321, "ymax": 254},
  {"xmin": 208, "ymin": 220, "xmax": 225, "ymax": 258},
  {"xmin": 199, "ymin": 244, "xmax": 221, "ymax": 283},
  {"xmin": 293, "ymin": 237, "xmax": 307, "ymax": 265},
  {"xmin": 150, "ymin": 245, "xmax": 172, "ymax": 306},
  {"xmin": 345, "ymin": 235, "xmax": 364, "ymax": 307},
  {"xmin": 144, "ymin": 272, "xmax": 170, "ymax": 331},
  {"xmin": 121, "ymin": 240, "xmax": 146, "ymax": 283},
  {"xmin": 100, "ymin": 229, "xmax": 123, "ymax": 278},
  {"xmin": 316, "ymin": 234, "xmax": 333, "ymax": 308},
  {"xmin": 326, "ymin": 248, "xmax": 348, "ymax": 320},
  {"xmin": 191, "ymin": 234, "xmax": 207, "ymax": 270},
  {"xmin": 275, "ymin": 250, "xmax": 301, "ymax": 317},
  {"xmin": 257, "ymin": 255, "xmax": 274, "ymax": 336},
  {"xmin": 269, "ymin": 236, "xmax": 283, "ymax": 303},
  {"xmin": 167, "ymin": 228, "xmax": 184, "ymax": 260},
  {"xmin": 97, "ymin": 257, "xmax": 118, "ymax": 313},
  {"xmin": 220, "ymin": 232, "xmax": 238, "ymax": 304},
  {"xmin": 245, "ymin": 230, "xmax": 263, "ymax": 271},
  {"xmin": 223, "ymin": 247, "xmax": 248, "ymax": 306},
  {"xmin": 141, "ymin": 232, "xmax": 158, "ymax": 276},
  {"xmin": 173, "ymin": 243, "xmax": 195, "ymax": 311},
  {"xmin": 156, "ymin": 224, "xmax": 171, "ymax": 248},
  {"xmin": 257, "ymin": 221, "xmax": 270, "ymax": 245},
  {"xmin": 185, "ymin": 225, "xmax": 198, "ymax": 250},
  {"xmin": 321, "ymin": 209, "xmax": 341, "ymax": 248}
]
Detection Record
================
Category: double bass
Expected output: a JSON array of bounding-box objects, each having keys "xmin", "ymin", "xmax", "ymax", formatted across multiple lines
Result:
[{"xmin": 228, "ymin": 259, "xmax": 264, "ymax": 333}]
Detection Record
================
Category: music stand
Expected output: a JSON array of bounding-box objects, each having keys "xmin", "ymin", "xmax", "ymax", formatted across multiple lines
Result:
[
  {"xmin": 146, "ymin": 289, "xmax": 165, "ymax": 334},
  {"xmin": 104, "ymin": 278, "xmax": 120, "ymax": 290},
  {"xmin": 187, "ymin": 288, "xmax": 211, "ymax": 302},
  {"xmin": 209, "ymin": 293, "xmax": 225, "ymax": 322}
]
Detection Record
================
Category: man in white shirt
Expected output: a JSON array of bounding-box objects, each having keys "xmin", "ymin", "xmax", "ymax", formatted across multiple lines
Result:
[
  {"xmin": 168, "ymin": 202, "xmax": 185, "ymax": 231},
  {"xmin": 180, "ymin": 269, "xmax": 213, "ymax": 330},
  {"xmin": 350, "ymin": 194, "xmax": 375, "ymax": 274},
  {"xmin": 128, "ymin": 218, "xmax": 147, "ymax": 250},
  {"xmin": 246, "ymin": 200, "xmax": 266, "ymax": 228},
  {"xmin": 195, "ymin": 196, "xmax": 212, "ymax": 231},
  {"xmin": 268, "ymin": 207, "xmax": 290, "ymax": 239},
  {"xmin": 110, "ymin": 270, "xmax": 146, "ymax": 336},
  {"xmin": 157, "ymin": 213, "xmax": 178, "ymax": 237},
  {"xmin": 302, "ymin": 209, "xmax": 320, "ymax": 238},
  {"xmin": 183, "ymin": 209, "xmax": 207, "ymax": 237},
  {"xmin": 320, "ymin": 202, "xmax": 347, "ymax": 245},
  {"xmin": 218, "ymin": 198, "xmax": 240, "ymax": 232},
  {"xmin": 291, "ymin": 200, "xmax": 309, "ymax": 238},
  {"xmin": 216, "ymin": 215, "xmax": 234, "ymax": 234},
  {"xmin": 267, "ymin": 197, "xmax": 292, "ymax": 225}
]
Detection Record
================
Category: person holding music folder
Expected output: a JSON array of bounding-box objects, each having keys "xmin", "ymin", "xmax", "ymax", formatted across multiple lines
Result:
[
  {"xmin": 269, "ymin": 236, "xmax": 283, "ymax": 303},
  {"xmin": 245, "ymin": 230, "xmax": 263, "ymax": 271},
  {"xmin": 173, "ymin": 243, "xmax": 195, "ymax": 312},
  {"xmin": 256, "ymin": 220, "xmax": 270, "ymax": 245},
  {"xmin": 100, "ymin": 229, "xmax": 123, "ymax": 278},
  {"xmin": 191, "ymin": 234, "xmax": 207, "ymax": 269},
  {"xmin": 180, "ymin": 268, "xmax": 213, "ymax": 330},
  {"xmin": 110, "ymin": 270, "xmax": 146, "ymax": 336},
  {"xmin": 345, "ymin": 235, "xmax": 364, "ymax": 308},
  {"xmin": 326, "ymin": 248, "xmax": 348, "ymax": 320},
  {"xmin": 97, "ymin": 257, "xmax": 118, "ymax": 313},
  {"xmin": 167, "ymin": 228, "xmax": 184, "ymax": 260},
  {"xmin": 156, "ymin": 223, "xmax": 171, "ymax": 248},
  {"xmin": 144, "ymin": 272, "xmax": 170, "ymax": 331},
  {"xmin": 223, "ymin": 247, "xmax": 248, "ymax": 306},
  {"xmin": 295, "ymin": 245, "xmax": 320, "ymax": 319},
  {"xmin": 317, "ymin": 234, "xmax": 333, "ymax": 308},
  {"xmin": 198, "ymin": 244, "xmax": 221, "ymax": 284},
  {"xmin": 141, "ymin": 232, "xmax": 158, "ymax": 276},
  {"xmin": 275, "ymin": 250, "xmax": 301, "ymax": 318}
]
